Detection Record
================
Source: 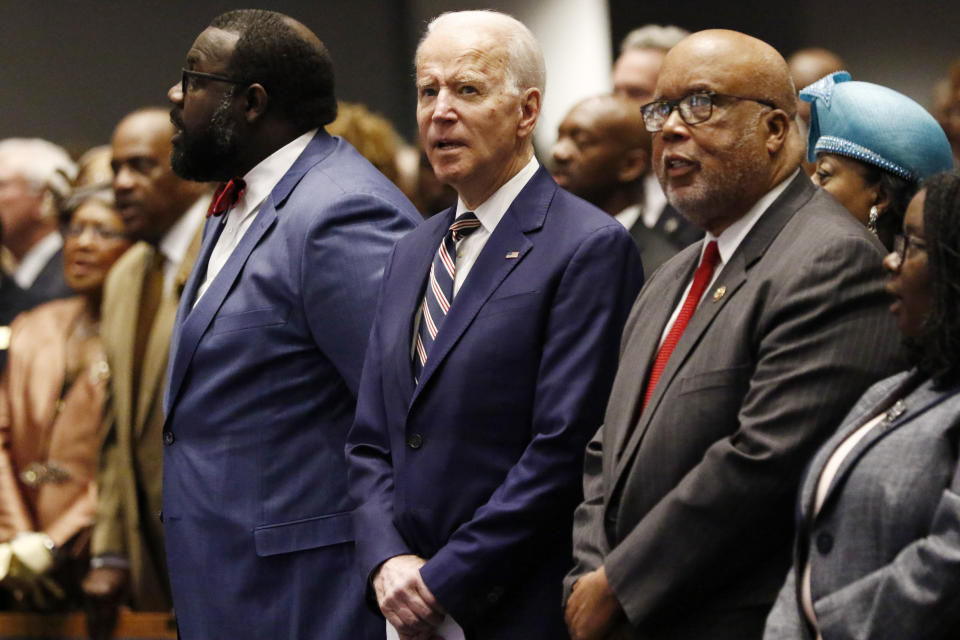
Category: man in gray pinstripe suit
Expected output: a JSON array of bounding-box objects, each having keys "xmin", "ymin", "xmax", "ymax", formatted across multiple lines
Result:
[{"xmin": 564, "ymin": 29, "xmax": 903, "ymax": 640}]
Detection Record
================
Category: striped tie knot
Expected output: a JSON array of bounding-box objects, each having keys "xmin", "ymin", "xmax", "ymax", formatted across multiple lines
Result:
[{"xmin": 413, "ymin": 212, "xmax": 481, "ymax": 381}]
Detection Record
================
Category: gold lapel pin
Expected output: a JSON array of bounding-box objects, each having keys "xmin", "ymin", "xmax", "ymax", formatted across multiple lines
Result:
[
  {"xmin": 505, "ymin": 251, "xmax": 519, "ymax": 259},
  {"xmin": 712, "ymin": 286, "xmax": 726, "ymax": 302}
]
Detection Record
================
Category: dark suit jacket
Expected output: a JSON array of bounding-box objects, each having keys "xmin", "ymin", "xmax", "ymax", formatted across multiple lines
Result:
[
  {"xmin": 765, "ymin": 371, "xmax": 960, "ymax": 640},
  {"xmin": 627, "ymin": 218, "xmax": 677, "ymax": 277},
  {"xmin": 653, "ymin": 203, "xmax": 702, "ymax": 250},
  {"xmin": 0, "ymin": 276, "xmax": 36, "ymax": 372},
  {"xmin": 346, "ymin": 168, "xmax": 644, "ymax": 639},
  {"xmin": 162, "ymin": 131, "xmax": 419, "ymax": 639},
  {"xmin": 566, "ymin": 172, "xmax": 903, "ymax": 639},
  {"xmin": 25, "ymin": 248, "xmax": 72, "ymax": 304}
]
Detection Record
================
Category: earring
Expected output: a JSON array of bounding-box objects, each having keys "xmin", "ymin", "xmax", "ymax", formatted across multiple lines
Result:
[{"xmin": 867, "ymin": 205, "xmax": 879, "ymax": 234}]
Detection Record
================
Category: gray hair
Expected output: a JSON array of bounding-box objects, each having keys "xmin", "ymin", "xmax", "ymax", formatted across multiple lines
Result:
[
  {"xmin": 417, "ymin": 10, "xmax": 546, "ymax": 96},
  {"xmin": 620, "ymin": 24, "xmax": 689, "ymax": 54},
  {"xmin": 0, "ymin": 138, "xmax": 76, "ymax": 202}
]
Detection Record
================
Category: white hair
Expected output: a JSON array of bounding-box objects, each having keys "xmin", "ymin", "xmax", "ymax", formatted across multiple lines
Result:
[
  {"xmin": 0, "ymin": 138, "xmax": 77, "ymax": 201},
  {"xmin": 620, "ymin": 24, "xmax": 689, "ymax": 54},
  {"xmin": 417, "ymin": 10, "xmax": 546, "ymax": 96}
]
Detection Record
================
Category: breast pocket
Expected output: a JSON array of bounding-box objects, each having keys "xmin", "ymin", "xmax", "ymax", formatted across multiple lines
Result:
[
  {"xmin": 474, "ymin": 290, "xmax": 541, "ymax": 320},
  {"xmin": 210, "ymin": 306, "xmax": 289, "ymax": 335}
]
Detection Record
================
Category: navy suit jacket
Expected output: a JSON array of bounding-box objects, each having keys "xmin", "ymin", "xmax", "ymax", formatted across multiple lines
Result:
[
  {"xmin": 346, "ymin": 167, "xmax": 644, "ymax": 639},
  {"xmin": 162, "ymin": 131, "xmax": 419, "ymax": 639}
]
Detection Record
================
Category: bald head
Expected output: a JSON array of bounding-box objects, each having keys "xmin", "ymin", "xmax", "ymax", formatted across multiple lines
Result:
[
  {"xmin": 652, "ymin": 30, "xmax": 802, "ymax": 235},
  {"xmin": 662, "ymin": 30, "xmax": 797, "ymax": 118},
  {"xmin": 552, "ymin": 95, "xmax": 649, "ymax": 213},
  {"xmin": 111, "ymin": 107, "xmax": 206, "ymax": 245},
  {"xmin": 788, "ymin": 47, "xmax": 845, "ymax": 123}
]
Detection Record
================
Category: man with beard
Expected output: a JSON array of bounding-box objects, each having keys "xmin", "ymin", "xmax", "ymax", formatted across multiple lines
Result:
[
  {"xmin": 162, "ymin": 10, "xmax": 418, "ymax": 639},
  {"xmin": 564, "ymin": 30, "xmax": 902, "ymax": 640},
  {"xmin": 80, "ymin": 108, "xmax": 208, "ymax": 639},
  {"xmin": 551, "ymin": 95, "xmax": 677, "ymax": 275}
]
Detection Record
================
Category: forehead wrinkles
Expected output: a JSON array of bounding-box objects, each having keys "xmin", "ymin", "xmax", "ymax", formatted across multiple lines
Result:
[{"xmin": 417, "ymin": 30, "xmax": 509, "ymax": 83}]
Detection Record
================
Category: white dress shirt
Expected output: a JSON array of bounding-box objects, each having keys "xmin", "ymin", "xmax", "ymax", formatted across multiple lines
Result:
[
  {"xmin": 158, "ymin": 195, "xmax": 208, "ymax": 295},
  {"xmin": 13, "ymin": 231, "xmax": 62, "ymax": 289},
  {"xmin": 451, "ymin": 156, "xmax": 539, "ymax": 297},
  {"xmin": 615, "ymin": 204, "xmax": 643, "ymax": 232},
  {"xmin": 640, "ymin": 172, "xmax": 668, "ymax": 229},
  {"xmin": 657, "ymin": 170, "xmax": 799, "ymax": 347},
  {"xmin": 194, "ymin": 129, "xmax": 317, "ymax": 305}
]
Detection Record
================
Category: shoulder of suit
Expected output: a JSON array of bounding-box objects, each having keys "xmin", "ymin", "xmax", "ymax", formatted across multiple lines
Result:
[{"xmin": 104, "ymin": 242, "xmax": 152, "ymax": 288}]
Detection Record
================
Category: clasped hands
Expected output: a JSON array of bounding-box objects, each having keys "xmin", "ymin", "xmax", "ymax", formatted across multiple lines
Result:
[
  {"xmin": 566, "ymin": 566, "xmax": 629, "ymax": 640},
  {"xmin": 373, "ymin": 554, "xmax": 446, "ymax": 640}
]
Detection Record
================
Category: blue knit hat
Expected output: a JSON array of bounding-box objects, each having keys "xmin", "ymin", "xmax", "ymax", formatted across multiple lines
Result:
[{"xmin": 800, "ymin": 71, "xmax": 954, "ymax": 182}]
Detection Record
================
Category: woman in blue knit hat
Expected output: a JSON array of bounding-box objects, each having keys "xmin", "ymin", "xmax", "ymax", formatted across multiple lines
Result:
[{"xmin": 800, "ymin": 71, "xmax": 954, "ymax": 249}]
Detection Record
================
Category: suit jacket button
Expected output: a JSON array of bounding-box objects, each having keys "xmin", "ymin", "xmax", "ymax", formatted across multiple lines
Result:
[
  {"xmin": 406, "ymin": 433, "xmax": 423, "ymax": 449},
  {"xmin": 163, "ymin": 431, "xmax": 175, "ymax": 446},
  {"xmin": 487, "ymin": 586, "xmax": 504, "ymax": 604},
  {"xmin": 815, "ymin": 532, "xmax": 833, "ymax": 554}
]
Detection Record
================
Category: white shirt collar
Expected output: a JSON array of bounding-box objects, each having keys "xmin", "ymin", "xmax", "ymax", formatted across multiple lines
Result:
[
  {"xmin": 702, "ymin": 169, "xmax": 800, "ymax": 266},
  {"xmin": 641, "ymin": 171, "xmax": 668, "ymax": 228},
  {"xmin": 232, "ymin": 128, "xmax": 317, "ymax": 220},
  {"xmin": 158, "ymin": 194, "xmax": 208, "ymax": 266},
  {"xmin": 455, "ymin": 156, "xmax": 539, "ymax": 233},
  {"xmin": 12, "ymin": 231, "xmax": 62, "ymax": 288},
  {"xmin": 615, "ymin": 203, "xmax": 643, "ymax": 231}
]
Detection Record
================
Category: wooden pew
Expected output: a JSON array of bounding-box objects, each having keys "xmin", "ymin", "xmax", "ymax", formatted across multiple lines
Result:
[{"xmin": 0, "ymin": 610, "xmax": 176, "ymax": 639}]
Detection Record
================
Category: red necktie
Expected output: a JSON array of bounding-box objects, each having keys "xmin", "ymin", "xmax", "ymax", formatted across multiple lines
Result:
[
  {"xmin": 642, "ymin": 240, "xmax": 720, "ymax": 412},
  {"xmin": 206, "ymin": 177, "xmax": 246, "ymax": 218}
]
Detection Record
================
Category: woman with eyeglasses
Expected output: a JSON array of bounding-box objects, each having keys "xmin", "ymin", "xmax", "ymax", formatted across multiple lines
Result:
[
  {"xmin": 0, "ymin": 187, "xmax": 130, "ymax": 610},
  {"xmin": 799, "ymin": 71, "xmax": 954, "ymax": 251},
  {"xmin": 764, "ymin": 170, "xmax": 960, "ymax": 640}
]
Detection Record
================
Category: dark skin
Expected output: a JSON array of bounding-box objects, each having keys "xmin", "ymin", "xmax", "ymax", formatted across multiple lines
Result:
[
  {"xmin": 84, "ymin": 19, "xmax": 321, "ymax": 640},
  {"xmin": 167, "ymin": 20, "xmax": 318, "ymax": 181},
  {"xmin": 565, "ymin": 29, "xmax": 801, "ymax": 640}
]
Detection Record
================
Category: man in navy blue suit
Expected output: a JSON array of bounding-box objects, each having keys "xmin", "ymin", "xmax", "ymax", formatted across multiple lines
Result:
[
  {"xmin": 346, "ymin": 10, "xmax": 644, "ymax": 640},
  {"xmin": 161, "ymin": 10, "xmax": 418, "ymax": 639}
]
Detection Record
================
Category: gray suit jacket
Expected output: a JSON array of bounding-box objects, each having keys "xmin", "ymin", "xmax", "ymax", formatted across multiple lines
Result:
[
  {"xmin": 566, "ymin": 172, "xmax": 904, "ymax": 639},
  {"xmin": 764, "ymin": 371, "xmax": 960, "ymax": 640}
]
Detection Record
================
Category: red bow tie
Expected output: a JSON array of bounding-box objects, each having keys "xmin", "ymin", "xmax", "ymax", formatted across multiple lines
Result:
[{"xmin": 207, "ymin": 177, "xmax": 246, "ymax": 218}]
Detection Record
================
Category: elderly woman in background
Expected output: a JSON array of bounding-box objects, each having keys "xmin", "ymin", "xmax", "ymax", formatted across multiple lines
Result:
[
  {"xmin": 764, "ymin": 170, "xmax": 960, "ymax": 640},
  {"xmin": 0, "ymin": 187, "xmax": 130, "ymax": 609},
  {"xmin": 800, "ymin": 71, "xmax": 954, "ymax": 250}
]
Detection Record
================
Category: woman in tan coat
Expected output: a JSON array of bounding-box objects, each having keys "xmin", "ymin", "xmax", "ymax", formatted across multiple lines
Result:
[{"xmin": 0, "ymin": 187, "xmax": 130, "ymax": 609}]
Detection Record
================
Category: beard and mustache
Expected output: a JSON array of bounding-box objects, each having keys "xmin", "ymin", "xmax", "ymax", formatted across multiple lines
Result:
[{"xmin": 170, "ymin": 91, "xmax": 240, "ymax": 183}]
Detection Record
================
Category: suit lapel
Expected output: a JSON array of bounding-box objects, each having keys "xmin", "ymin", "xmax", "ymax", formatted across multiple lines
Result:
[
  {"xmin": 610, "ymin": 250, "xmax": 697, "ymax": 464},
  {"xmin": 390, "ymin": 212, "xmax": 451, "ymax": 403},
  {"xmin": 165, "ymin": 132, "xmax": 337, "ymax": 412},
  {"xmin": 137, "ymin": 226, "xmax": 203, "ymax": 436},
  {"xmin": 612, "ymin": 172, "xmax": 816, "ymax": 483},
  {"xmin": 811, "ymin": 376, "xmax": 959, "ymax": 518},
  {"xmin": 407, "ymin": 167, "xmax": 553, "ymax": 409}
]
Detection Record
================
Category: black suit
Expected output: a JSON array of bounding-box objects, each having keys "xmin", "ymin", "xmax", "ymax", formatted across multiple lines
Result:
[
  {"xmin": 653, "ymin": 203, "xmax": 703, "ymax": 250},
  {"xmin": 0, "ymin": 275, "xmax": 37, "ymax": 371},
  {"xmin": 25, "ymin": 248, "xmax": 72, "ymax": 304}
]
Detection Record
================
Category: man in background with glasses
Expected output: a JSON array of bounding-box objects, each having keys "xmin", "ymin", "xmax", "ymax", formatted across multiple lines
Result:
[
  {"xmin": 161, "ymin": 9, "xmax": 418, "ymax": 640},
  {"xmin": 565, "ymin": 29, "xmax": 902, "ymax": 640}
]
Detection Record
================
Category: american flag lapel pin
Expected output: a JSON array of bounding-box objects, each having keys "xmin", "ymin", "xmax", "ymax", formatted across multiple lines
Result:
[{"xmin": 505, "ymin": 251, "xmax": 519, "ymax": 259}]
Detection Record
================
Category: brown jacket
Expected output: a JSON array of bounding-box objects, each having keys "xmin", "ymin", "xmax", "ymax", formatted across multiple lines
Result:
[
  {"xmin": 0, "ymin": 297, "xmax": 106, "ymax": 548},
  {"xmin": 91, "ymin": 227, "xmax": 201, "ymax": 611}
]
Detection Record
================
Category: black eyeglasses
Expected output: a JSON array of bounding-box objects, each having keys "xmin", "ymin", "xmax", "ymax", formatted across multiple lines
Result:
[
  {"xmin": 640, "ymin": 91, "xmax": 777, "ymax": 132},
  {"xmin": 892, "ymin": 233, "xmax": 927, "ymax": 264},
  {"xmin": 181, "ymin": 68, "xmax": 245, "ymax": 95}
]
